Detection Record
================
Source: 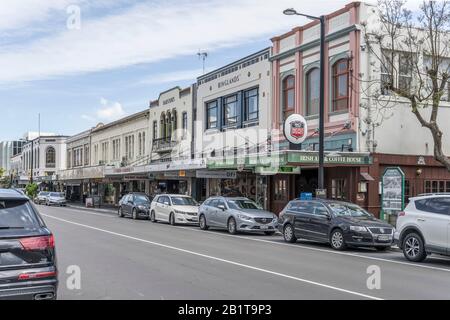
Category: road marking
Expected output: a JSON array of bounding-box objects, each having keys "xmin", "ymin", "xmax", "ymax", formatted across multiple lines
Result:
[
  {"xmin": 41, "ymin": 207, "xmax": 450, "ymax": 273},
  {"xmin": 42, "ymin": 213, "xmax": 382, "ymax": 300},
  {"xmin": 168, "ymin": 226, "xmax": 450, "ymax": 273}
]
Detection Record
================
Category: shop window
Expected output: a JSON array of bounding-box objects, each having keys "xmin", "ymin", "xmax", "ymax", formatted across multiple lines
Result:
[
  {"xmin": 182, "ymin": 112, "xmax": 188, "ymax": 138},
  {"xmin": 244, "ymin": 88, "xmax": 259, "ymax": 122},
  {"xmin": 274, "ymin": 178, "xmax": 288, "ymax": 201},
  {"xmin": 424, "ymin": 180, "xmax": 450, "ymax": 193},
  {"xmin": 84, "ymin": 145, "xmax": 90, "ymax": 166},
  {"xmin": 223, "ymin": 95, "xmax": 238, "ymax": 126},
  {"xmin": 282, "ymin": 75, "xmax": 295, "ymax": 121},
  {"xmin": 306, "ymin": 68, "xmax": 320, "ymax": 116},
  {"xmin": 160, "ymin": 113, "xmax": 166, "ymax": 139},
  {"xmin": 398, "ymin": 52, "xmax": 413, "ymax": 93},
  {"xmin": 332, "ymin": 59, "xmax": 349, "ymax": 112},
  {"xmin": 206, "ymin": 101, "xmax": 218, "ymax": 129},
  {"xmin": 404, "ymin": 180, "xmax": 411, "ymax": 204},
  {"xmin": 331, "ymin": 179, "xmax": 347, "ymax": 200},
  {"xmin": 153, "ymin": 121, "xmax": 158, "ymax": 140},
  {"xmin": 381, "ymin": 50, "xmax": 393, "ymax": 95}
]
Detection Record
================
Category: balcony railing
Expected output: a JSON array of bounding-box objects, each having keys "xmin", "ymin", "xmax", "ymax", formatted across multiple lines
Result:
[{"xmin": 152, "ymin": 137, "xmax": 178, "ymax": 153}]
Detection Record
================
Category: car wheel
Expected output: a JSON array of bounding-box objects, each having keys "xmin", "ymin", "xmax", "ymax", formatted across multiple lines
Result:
[
  {"xmin": 169, "ymin": 213, "xmax": 176, "ymax": 226},
  {"xmin": 118, "ymin": 207, "xmax": 124, "ymax": 218},
  {"xmin": 330, "ymin": 229, "xmax": 347, "ymax": 251},
  {"xmin": 132, "ymin": 209, "xmax": 138, "ymax": 220},
  {"xmin": 199, "ymin": 215, "xmax": 208, "ymax": 230},
  {"xmin": 150, "ymin": 211, "xmax": 157, "ymax": 223},
  {"xmin": 264, "ymin": 231, "xmax": 275, "ymax": 236},
  {"xmin": 403, "ymin": 232, "xmax": 427, "ymax": 262},
  {"xmin": 228, "ymin": 217, "xmax": 237, "ymax": 235},
  {"xmin": 283, "ymin": 224, "xmax": 297, "ymax": 243}
]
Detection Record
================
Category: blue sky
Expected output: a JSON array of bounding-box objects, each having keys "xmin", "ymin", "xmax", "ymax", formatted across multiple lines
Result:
[{"xmin": 0, "ymin": 0, "xmax": 358, "ymax": 141}]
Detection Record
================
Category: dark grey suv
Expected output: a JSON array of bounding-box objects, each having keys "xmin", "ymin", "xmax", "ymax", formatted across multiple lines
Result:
[{"xmin": 0, "ymin": 189, "xmax": 57, "ymax": 300}]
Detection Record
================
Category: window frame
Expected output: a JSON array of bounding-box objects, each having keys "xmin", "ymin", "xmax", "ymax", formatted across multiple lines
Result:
[
  {"xmin": 206, "ymin": 100, "xmax": 218, "ymax": 130},
  {"xmin": 282, "ymin": 75, "xmax": 295, "ymax": 121},
  {"xmin": 244, "ymin": 87, "xmax": 259, "ymax": 122},
  {"xmin": 332, "ymin": 59, "xmax": 349, "ymax": 113}
]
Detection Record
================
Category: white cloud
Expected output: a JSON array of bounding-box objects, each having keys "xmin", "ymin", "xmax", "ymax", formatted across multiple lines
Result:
[
  {"xmin": 82, "ymin": 98, "xmax": 126, "ymax": 123},
  {"xmin": 0, "ymin": 0, "xmax": 352, "ymax": 83}
]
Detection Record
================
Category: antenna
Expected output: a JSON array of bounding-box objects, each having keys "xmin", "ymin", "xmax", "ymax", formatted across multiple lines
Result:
[
  {"xmin": 38, "ymin": 113, "xmax": 41, "ymax": 138},
  {"xmin": 197, "ymin": 50, "xmax": 208, "ymax": 74}
]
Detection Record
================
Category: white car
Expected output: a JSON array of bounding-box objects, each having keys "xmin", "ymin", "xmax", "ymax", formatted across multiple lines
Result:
[
  {"xmin": 395, "ymin": 193, "xmax": 450, "ymax": 262},
  {"xmin": 150, "ymin": 194, "xmax": 199, "ymax": 225}
]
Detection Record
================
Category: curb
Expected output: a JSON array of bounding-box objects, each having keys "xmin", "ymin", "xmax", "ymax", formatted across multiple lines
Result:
[{"xmin": 67, "ymin": 204, "xmax": 118, "ymax": 215}]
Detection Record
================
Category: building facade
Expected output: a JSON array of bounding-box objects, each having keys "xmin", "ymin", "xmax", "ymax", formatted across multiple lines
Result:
[
  {"xmin": 194, "ymin": 48, "xmax": 273, "ymax": 206},
  {"xmin": 0, "ymin": 140, "xmax": 25, "ymax": 176},
  {"xmin": 21, "ymin": 135, "xmax": 68, "ymax": 190}
]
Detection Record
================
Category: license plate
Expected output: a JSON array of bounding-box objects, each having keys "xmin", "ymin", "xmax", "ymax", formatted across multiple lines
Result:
[
  {"xmin": 378, "ymin": 235, "xmax": 390, "ymax": 241},
  {"xmin": 260, "ymin": 225, "xmax": 268, "ymax": 230}
]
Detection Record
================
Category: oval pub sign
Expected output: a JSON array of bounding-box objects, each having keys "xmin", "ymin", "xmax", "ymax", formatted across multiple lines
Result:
[{"xmin": 284, "ymin": 114, "xmax": 308, "ymax": 144}]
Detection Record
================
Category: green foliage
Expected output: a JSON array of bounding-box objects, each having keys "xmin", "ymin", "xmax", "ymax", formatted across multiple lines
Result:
[{"xmin": 25, "ymin": 183, "xmax": 39, "ymax": 199}]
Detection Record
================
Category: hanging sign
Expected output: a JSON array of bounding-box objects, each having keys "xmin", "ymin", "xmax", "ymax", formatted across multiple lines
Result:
[{"xmin": 284, "ymin": 114, "xmax": 308, "ymax": 144}]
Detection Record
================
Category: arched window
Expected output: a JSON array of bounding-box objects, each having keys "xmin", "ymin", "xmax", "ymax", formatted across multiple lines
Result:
[
  {"xmin": 46, "ymin": 147, "xmax": 56, "ymax": 168},
  {"xmin": 332, "ymin": 59, "xmax": 349, "ymax": 112},
  {"xmin": 306, "ymin": 68, "xmax": 320, "ymax": 116},
  {"xmin": 172, "ymin": 110, "xmax": 177, "ymax": 133},
  {"xmin": 166, "ymin": 111, "xmax": 172, "ymax": 139},
  {"xmin": 282, "ymin": 75, "xmax": 295, "ymax": 122}
]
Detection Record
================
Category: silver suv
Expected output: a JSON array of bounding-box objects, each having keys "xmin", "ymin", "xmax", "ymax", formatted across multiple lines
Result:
[
  {"xmin": 198, "ymin": 197, "xmax": 278, "ymax": 235},
  {"xmin": 395, "ymin": 194, "xmax": 450, "ymax": 262}
]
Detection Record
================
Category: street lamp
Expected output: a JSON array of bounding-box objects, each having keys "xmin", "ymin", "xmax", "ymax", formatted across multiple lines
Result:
[{"xmin": 283, "ymin": 8, "xmax": 326, "ymax": 197}]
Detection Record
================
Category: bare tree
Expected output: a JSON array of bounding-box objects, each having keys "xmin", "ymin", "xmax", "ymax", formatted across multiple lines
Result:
[{"xmin": 360, "ymin": 0, "xmax": 450, "ymax": 171}]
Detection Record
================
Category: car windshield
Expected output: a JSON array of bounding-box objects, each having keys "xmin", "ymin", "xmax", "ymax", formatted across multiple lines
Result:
[
  {"xmin": 171, "ymin": 197, "xmax": 197, "ymax": 206},
  {"xmin": 227, "ymin": 199, "xmax": 260, "ymax": 210},
  {"xmin": 50, "ymin": 192, "xmax": 64, "ymax": 198},
  {"xmin": 135, "ymin": 195, "xmax": 150, "ymax": 204},
  {"xmin": 0, "ymin": 200, "xmax": 39, "ymax": 229},
  {"xmin": 328, "ymin": 202, "xmax": 371, "ymax": 217},
  {"xmin": 40, "ymin": 192, "xmax": 49, "ymax": 196}
]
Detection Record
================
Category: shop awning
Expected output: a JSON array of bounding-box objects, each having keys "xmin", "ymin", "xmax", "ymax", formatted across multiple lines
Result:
[{"xmin": 360, "ymin": 172, "xmax": 375, "ymax": 181}]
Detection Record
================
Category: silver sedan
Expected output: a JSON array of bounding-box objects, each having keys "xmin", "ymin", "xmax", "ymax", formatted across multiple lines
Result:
[{"xmin": 198, "ymin": 197, "xmax": 278, "ymax": 235}]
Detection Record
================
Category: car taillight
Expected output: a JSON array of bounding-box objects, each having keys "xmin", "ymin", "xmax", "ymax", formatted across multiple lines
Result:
[
  {"xmin": 20, "ymin": 235, "xmax": 55, "ymax": 250},
  {"xmin": 398, "ymin": 211, "xmax": 406, "ymax": 217},
  {"xmin": 18, "ymin": 271, "xmax": 57, "ymax": 281}
]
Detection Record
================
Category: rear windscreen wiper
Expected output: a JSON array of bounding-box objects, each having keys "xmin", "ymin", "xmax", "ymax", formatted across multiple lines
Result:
[{"xmin": 0, "ymin": 226, "xmax": 25, "ymax": 230}]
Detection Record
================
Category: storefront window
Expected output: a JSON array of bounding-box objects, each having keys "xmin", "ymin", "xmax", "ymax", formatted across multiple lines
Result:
[
  {"xmin": 274, "ymin": 178, "xmax": 288, "ymax": 201},
  {"xmin": 425, "ymin": 180, "xmax": 450, "ymax": 193},
  {"xmin": 331, "ymin": 179, "xmax": 347, "ymax": 200}
]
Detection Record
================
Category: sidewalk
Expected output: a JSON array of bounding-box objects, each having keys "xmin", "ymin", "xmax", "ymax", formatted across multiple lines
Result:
[{"xmin": 66, "ymin": 202, "xmax": 118, "ymax": 215}]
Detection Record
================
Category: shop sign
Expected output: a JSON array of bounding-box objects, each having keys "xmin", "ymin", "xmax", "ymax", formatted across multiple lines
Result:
[
  {"xmin": 284, "ymin": 114, "xmax": 308, "ymax": 144},
  {"xmin": 255, "ymin": 166, "xmax": 301, "ymax": 176},
  {"xmin": 288, "ymin": 152, "xmax": 372, "ymax": 165},
  {"xmin": 381, "ymin": 167, "xmax": 405, "ymax": 215},
  {"xmin": 196, "ymin": 170, "xmax": 237, "ymax": 179},
  {"xmin": 123, "ymin": 175, "xmax": 148, "ymax": 181},
  {"xmin": 179, "ymin": 170, "xmax": 186, "ymax": 177}
]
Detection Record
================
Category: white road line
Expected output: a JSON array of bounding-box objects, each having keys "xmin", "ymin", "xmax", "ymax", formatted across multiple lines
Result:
[
  {"xmin": 42, "ymin": 213, "xmax": 382, "ymax": 301},
  {"xmin": 168, "ymin": 225, "xmax": 450, "ymax": 273},
  {"xmin": 44, "ymin": 206, "xmax": 450, "ymax": 273}
]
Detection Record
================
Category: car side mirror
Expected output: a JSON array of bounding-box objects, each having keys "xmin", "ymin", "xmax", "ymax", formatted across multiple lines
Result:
[
  {"xmin": 164, "ymin": 202, "xmax": 170, "ymax": 206},
  {"xmin": 218, "ymin": 205, "xmax": 226, "ymax": 211}
]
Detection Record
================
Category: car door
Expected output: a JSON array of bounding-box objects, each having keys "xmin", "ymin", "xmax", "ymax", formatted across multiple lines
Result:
[
  {"xmin": 415, "ymin": 198, "xmax": 449, "ymax": 253},
  {"xmin": 291, "ymin": 201, "xmax": 315, "ymax": 240},
  {"xmin": 121, "ymin": 195, "xmax": 130, "ymax": 216},
  {"xmin": 308, "ymin": 202, "xmax": 331, "ymax": 242},
  {"xmin": 161, "ymin": 196, "xmax": 171, "ymax": 222},
  {"xmin": 154, "ymin": 196, "xmax": 163, "ymax": 220},
  {"xmin": 206, "ymin": 199, "xmax": 219, "ymax": 227},
  {"xmin": 215, "ymin": 199, "xmax": 229, "ymax": 228}
]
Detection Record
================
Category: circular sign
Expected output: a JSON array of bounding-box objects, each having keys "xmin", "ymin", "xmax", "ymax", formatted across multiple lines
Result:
[{"xmin": 283, "ymin": 114, "xmax": 308, "ymax": 144}]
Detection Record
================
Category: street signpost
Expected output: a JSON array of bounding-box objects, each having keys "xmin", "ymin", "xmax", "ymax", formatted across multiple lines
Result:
[{"xmin": 381, "ymin": 167, "xmax": 405, "ymax": 225}]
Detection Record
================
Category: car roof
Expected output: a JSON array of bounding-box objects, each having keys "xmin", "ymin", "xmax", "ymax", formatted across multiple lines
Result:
[
  {"xmin": 157, "ymin": 194, "xmax": 190, "ymax": 197},
  {"xmin": 290, "ymin": 199, "xmax": 356, "ymax": 205},
  {"xmin": 0, "ymin": 188, "xmax": 29, "ymax": 200},
  {"xmin": 410, "ymin": 194, "xmax": 450, "ymax": 201}
]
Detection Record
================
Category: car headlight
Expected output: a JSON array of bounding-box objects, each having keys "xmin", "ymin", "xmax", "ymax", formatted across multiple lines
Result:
[
  {"xmin": 237, "ymin": 214, "xmax": 252, "ymax": 221},
  {"xmin": 175, "ymin": 210, "xmax": 187, "ymax": 215},
  {"xmin": 350, "ymin": 226, "xmax": 368, "ymax": 232},
  {"xmin": 138, "ymin": 205, "xmax": 147, "ymax": 211}
]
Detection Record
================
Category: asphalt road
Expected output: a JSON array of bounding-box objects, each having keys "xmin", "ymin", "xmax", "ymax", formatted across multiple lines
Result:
[{"xmin": 37, "ymin": 204, "xmax": 450, "ymax": 300}]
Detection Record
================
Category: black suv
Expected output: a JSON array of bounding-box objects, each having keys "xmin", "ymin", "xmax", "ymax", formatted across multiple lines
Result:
[
  {"xmin": 118, "ymin": 193, "xmax": 153, "ymax": 220},
  {"xmin": 0, "ymin": 189, "xmax": 57, "ymax": 300},
  {"xmin": 279, "ymin": 199, "xmax": 394, "ymax": 251}
]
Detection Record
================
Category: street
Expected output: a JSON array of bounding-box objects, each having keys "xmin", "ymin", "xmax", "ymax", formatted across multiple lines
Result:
[{"xmin": 39, "ymin": 204, "xmax": 450, "ymax": 300}]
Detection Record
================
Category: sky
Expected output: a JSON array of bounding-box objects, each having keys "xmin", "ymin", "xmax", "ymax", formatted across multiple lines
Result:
[{"xmin": 0, "ymin": 0, "xmax": 392, "ymax": 141}]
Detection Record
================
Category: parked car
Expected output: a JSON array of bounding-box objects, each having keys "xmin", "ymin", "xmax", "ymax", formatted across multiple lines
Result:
[
  {"xmin": 279, "ymin": 199, "xmax": 394, "ymax": 251},
  {"xmin": 0, "ymin": 189, "xmax": 58, "ymax": 300},
  {"xmin": 198, "ymin": 196, "xmax": 278, "ymax": 235},
  {"xmin": 150, "ymin": 194, "xmax": 199, "ymax": 225},
  {"xmin": 395, "ymin": 194, "xmax": 450, "ymax": 262},
  {"xmin": 46, "ymin": 192, "xmax": 67, "ymax": 207},
  {"xmin": 34, "ymin": 191, "xmax": 50, "ymax": 205},
  {"xmin": 118, "ymin": 193, "xmax": 153, "ymax": 220}
]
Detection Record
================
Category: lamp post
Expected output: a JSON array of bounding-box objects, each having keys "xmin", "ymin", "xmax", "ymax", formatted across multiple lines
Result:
[{"xmin": 283, "ymin": 9, "xmax": 326, "ymax": 196}]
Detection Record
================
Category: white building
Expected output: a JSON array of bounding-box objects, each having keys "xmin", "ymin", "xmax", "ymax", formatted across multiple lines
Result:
[{"xmin": 0, "ymin": 140, "xmax": 25, "ymax": 176}]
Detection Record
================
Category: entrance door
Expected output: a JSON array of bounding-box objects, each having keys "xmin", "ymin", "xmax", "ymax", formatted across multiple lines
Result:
[{"xmin": 271, "ymin": 176, "xmax": 290, "ymax": 215}]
